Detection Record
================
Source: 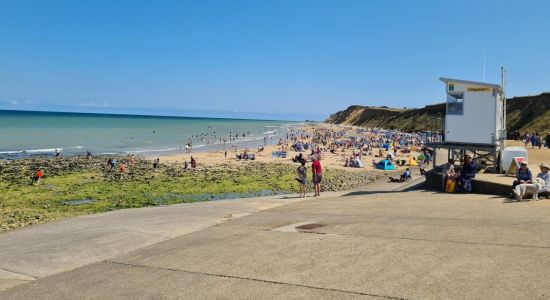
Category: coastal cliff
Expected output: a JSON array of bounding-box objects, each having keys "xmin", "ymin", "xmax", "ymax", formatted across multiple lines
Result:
[{"xmin": 325, "ymin": 93, "xmax": 550, "ymax": 133}]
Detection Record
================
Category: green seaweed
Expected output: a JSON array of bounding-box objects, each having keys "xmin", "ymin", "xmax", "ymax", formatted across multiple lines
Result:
[{"xmin": 0, "ymin": 156, "xmax": 390, "ymax": 232}]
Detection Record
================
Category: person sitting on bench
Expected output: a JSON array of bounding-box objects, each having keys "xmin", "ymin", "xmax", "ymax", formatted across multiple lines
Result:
[
  {"xmin": 457, "ymin": 155, "xmax": 477, "ymax": 193},
  {"xmin": 513, "ymin": 162, "xmax": 532, "ymax": 189},
  {"xmin": 536, "ymin": 163, "xmax": 550, "ymax": 198}
]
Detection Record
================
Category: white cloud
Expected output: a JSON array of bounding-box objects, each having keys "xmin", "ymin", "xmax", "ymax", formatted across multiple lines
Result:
[{"xmin": 10, "ymin": 100, "xmax": 19, "ymax": 106}]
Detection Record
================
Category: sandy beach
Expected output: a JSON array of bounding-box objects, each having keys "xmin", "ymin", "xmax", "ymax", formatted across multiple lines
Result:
[{"xmin": 158, "ymin": 123, "xmax": 425, "ymax": 173}]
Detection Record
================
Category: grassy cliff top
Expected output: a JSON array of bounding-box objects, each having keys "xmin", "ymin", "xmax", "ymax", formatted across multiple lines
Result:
[{"xmin": 326, "ymin": 93, "xmax": 550, "ymax": 133}]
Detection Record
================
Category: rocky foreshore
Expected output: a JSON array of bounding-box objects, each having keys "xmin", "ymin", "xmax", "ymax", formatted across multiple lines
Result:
[
  {"xmin": 1, "ymin": 155, "xmax": 396, "ymax": 189},
  {"xmin": 1, "ymin": 156, "xmax": 397, "ymax": 231}
]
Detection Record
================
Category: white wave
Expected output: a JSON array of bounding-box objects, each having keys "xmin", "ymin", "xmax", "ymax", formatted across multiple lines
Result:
[
  {"xmin": 127, "ymin": 147, "xmax": 181, "ymax": 154},
  {"xmin": 24, "ymin": 148, "xmax": 63, "ymax": 154},
  {"xmin": 0, "ymin": 150, "xmax": 24, "ymax": 154},
  {"xmin": 0, "ymin": 147, "xmax": 64, "ymax": 156}
]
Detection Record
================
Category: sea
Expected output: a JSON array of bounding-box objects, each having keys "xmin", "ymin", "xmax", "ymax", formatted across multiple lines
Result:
[{"xmin": 0, "ymin": 110, "xmax": 298, "ymax": 160}]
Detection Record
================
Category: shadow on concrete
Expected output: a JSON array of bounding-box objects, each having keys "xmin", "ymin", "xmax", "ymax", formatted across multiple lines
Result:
[
  {"xmin": 342, "ymin": 181, "xmax": 429, "ymax": 197},
  {"xmin": 341, "ymin": 190, "xmax": 404, "ymax": 197}
]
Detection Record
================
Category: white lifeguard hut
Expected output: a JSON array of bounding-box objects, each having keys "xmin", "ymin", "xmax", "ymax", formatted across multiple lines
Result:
[
  {"xmin": 440, "ymin": 77, "xmax": 506, "ymax": 145},
  {"xmin": 428, "ymin": 73, "xmax": 507, "ymax": 172}
]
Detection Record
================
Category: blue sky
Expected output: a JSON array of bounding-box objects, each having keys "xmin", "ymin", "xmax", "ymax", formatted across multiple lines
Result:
[{"xmin": 0, "ymin": 0, "xmax": 549, "ymax": 121}]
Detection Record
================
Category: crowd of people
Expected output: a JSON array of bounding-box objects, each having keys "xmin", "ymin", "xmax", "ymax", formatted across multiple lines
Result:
[
  {"xmin": 285, "ymin": 126, "xmax": 438, "ymax": 196},
  {"xmin": 512, "ymin": 131, "xmax": 550, "ymax": 149},
  {"xmin": 30, "ymin": 124, "xmax": 549, "ymax": 202}
]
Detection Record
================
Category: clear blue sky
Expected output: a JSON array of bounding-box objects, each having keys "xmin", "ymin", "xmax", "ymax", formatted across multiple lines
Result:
[{"xmin": 0, "ymin": 0, "xmax": 548, "ymax": 120}]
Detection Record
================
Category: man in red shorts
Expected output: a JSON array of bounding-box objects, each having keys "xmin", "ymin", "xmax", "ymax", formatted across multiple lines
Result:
[{"xmin": 312, "ymin": 155, "xmax": 322, "ymax": 197}]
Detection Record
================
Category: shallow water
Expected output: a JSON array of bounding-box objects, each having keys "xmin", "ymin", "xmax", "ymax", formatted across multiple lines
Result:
[
  {"xmin": 60, "ymin": 198, "xmax": 96, "ymax": 206},
  {"xmin": 0, "ymin": 110, "xmax": 298, "ymax": 159}
]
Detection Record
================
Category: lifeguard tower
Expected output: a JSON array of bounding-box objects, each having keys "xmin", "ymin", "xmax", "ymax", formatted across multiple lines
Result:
[{"xmin": 428, "ymin": 76, "xmax": 507, "ymax": 172}]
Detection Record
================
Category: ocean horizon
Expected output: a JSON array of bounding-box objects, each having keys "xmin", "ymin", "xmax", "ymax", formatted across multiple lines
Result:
[{"xmin": 0, "ymin": 109, "xmax": 300, "ymax": 159}]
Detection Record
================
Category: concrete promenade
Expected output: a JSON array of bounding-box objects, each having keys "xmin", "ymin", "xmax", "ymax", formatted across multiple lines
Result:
[
  {"xmin": 0, "ymin": 193, "xmax": 308, "ymax": 291},
  {"xmin": 4, "ymin": 178, "xmax": 550, "ymax": 299},
  {"xmin": 0, "ymin": 177, "xmax": 413, "ymax": 291}
]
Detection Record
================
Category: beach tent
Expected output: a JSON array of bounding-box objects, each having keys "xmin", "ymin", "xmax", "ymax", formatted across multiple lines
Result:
[
  {"xmin": 382, "ymin": 144, "xmax": 390, "ymax": 150},
  {"xmin": 407, "ymin": 157, "xmax": 418, "ymax": 166},
  {"xmin": 376, "ymin": 159, "xmax": 396, "ymax": 171}
]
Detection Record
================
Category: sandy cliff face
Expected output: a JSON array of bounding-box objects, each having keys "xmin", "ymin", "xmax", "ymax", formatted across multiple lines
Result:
[
  {"xmin": 325, "ymin": 93, "xmax": 550, "ymax": 133},
  {"xmin": 506, "ymin": 93, "xmax": 550, "ymax": 133},
  {"xmin": 325, "ymin": 104, "xmax": 445, "ymax": 131}
]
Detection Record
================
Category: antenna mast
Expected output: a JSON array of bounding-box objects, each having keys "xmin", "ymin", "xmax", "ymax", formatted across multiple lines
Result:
[
  {"xmin": 501, "ymin": 67, "xmax": 507, "ymax": 137},
  {"xmin": 483, "ymin": 49, "xmax": 486, "ymax": 81}
]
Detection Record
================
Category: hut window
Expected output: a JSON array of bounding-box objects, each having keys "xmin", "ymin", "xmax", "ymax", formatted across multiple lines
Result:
[{"xmin": 447, "ymin": 93, "xmax": 464, "ymax": 115}]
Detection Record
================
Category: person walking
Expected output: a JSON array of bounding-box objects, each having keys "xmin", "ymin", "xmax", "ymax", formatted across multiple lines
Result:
[
  {"xmin": 118, "ymin": 162, "xmax": 126, "ymax": 179},
  {"xmin": 311, "ymin": 155, "xmax": 322, "ymax": 197},
  {"xmin": 31, "ymin": 168, "xmax": 43, "ymax": 185}
]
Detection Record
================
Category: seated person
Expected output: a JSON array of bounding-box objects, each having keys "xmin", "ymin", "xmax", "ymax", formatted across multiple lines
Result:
[
  {"xmin": 441, "ymin": 159, "xmax": 456, "ymax": 190},
  {"xmin": 513, "ymin": 162, "xmax": 532, "ymax": 189},
  {"xmin": 400, "ymin": 168, "xmax": 412, "ymax": 181},
  {"xmin": 536, "ymin": 163, "xmax": 550, "ymax": 198},
  {"xmin": 457, "ymin": 155, "xmax": 477, "ymax": 193},
  {"xmin": 389, "ymin": 168, "xmax": 412, "ymax": 183},
  {"xmin": 293, "ymin": 153, "xmax": 303, "ymax": 163}
]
